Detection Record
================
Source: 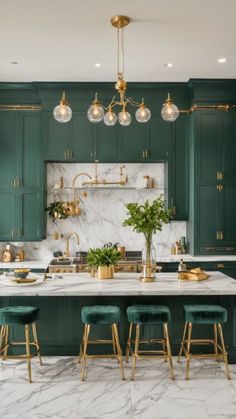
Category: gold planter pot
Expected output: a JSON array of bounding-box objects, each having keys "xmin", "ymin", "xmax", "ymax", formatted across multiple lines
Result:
[{"xmin": 97, "ymin": 265, "xmax": 114, "ymax": 280}]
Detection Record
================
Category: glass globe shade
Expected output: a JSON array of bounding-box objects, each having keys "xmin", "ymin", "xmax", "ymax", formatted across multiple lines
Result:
[
  {"xmin": 53, "ymin": 104, "xmax": 72, "ymax": 123},
  {"xmin": 118, "ymin": 110, "xmax": 132, "ymax": 126},
  {"xmin": 87, "ymin": 104, "xmax": 104, "ymax": 123},
  {"xmin": 103, "ymin": 109, "xmax": 117, "ymax": 126},
  {"xmin": 161, "ymin": 103, "xmax": 179, "ymax": 122},
  {"xmin": 135, "ymin": 106, "xmax": 151, "ymax": 123}
]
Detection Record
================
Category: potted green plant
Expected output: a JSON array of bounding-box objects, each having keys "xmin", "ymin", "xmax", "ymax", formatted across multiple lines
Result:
[
  {"xmin": 87, "ymin": 247, "xmax": 121, "ymax": 279},
  {"xmin": 123, "ymin": 196, "xmax": 173, "ymax": 281},
  {"xmin": 45, "ymin": 201, "xmax": 70, "ymax": 221}
]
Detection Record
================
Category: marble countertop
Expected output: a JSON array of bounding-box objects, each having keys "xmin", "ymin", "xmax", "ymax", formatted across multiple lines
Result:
[
  {"xmin": 0, "ymin": 260, "xmax": 50, "ymax": 270},
  {"xmin": 0, "ymin": 271, "xmax": 236, "ymax": 296}
]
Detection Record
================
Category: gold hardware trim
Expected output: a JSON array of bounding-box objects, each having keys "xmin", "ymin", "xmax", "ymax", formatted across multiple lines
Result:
[
  {"xmin": 180, "ymin": 104, "xmax": 236, "ymax": 114},
  {"xmin": 217, "ymin": 263, "xmax": 225, "ymax": 268},
  {"xmin": 217, "ymin": 171, "xmax": 224, "ymax": 180},
  {"xmin": 11, "ymin": 229, "xmax": 14, "ymax": 238},
  {"xmin": 111, "ymin": 15, "xmax": 130, "ymax": 29},
  {"xmin": 217, "ymin": 184, "xmax": 223, "ymax": 191},
  {"xmin": 0, "ymin": 104, "xmax": 41, "ymax": 111},
  {"xmin": 13, "ymin": 178, "xmax": 16, "ymax": 188}
]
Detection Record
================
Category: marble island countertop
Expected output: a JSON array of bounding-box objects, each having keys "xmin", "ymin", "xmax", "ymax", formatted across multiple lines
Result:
[{"xmin": 0, "ymin": 271, "xmax": 236, "ymax": 297}]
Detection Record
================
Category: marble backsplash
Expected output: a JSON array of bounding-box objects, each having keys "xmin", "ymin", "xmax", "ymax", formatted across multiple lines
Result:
[{"xmin": 4, "ymin": 163, "xmax": 186, "ymax": 260}]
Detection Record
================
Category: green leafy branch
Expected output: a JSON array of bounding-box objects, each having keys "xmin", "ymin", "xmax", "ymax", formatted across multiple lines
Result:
[{"xmin": 87, "ymin": 247, "xmax": 121, "ymax": 267}]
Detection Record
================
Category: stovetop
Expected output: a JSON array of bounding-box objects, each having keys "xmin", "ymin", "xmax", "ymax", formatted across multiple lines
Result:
[{"xmin": 49, "ymin": 251, "xmax": 142, "ymax": 266}]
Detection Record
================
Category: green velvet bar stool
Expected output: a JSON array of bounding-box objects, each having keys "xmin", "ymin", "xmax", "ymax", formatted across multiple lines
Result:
[
  {"xmin": 0, "ymin": 306, "xmax": 42, "ymax": 383},
  {"xmin": 79, "ymin": 305, "xmax": 125, "ymax": 381},
  {"xmin": 178, "ymin": 304, "xmax": 231, "ymax": 380},
  {"xmin": 126, "ymin": 305, "xmax": 174, "ymax": 380}
]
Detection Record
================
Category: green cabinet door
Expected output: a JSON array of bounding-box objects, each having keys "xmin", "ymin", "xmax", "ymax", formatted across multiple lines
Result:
[
  {"xmin": 168, "ymin": 115, "xmax": 188, "ymax": 220},
  {"xmin": 70, "ymin": 112, "xmax": 95, "ymax": 161},
  {"xmin": 19, "ymin": 190, "xmax": 44, "ymax": 241},
  {"xmin": 95, "ymin": 124, "xmax": 120, "ymax": 162},
  {"xmin": 222, "ymin": 113, "xmax": 236, "ymax": 181},
  {"xmin": 197, "ymin": 111, "xmax": 221, "ymax": 182},
  {"xmin": 119, "ymin": 121, "xmax": 149, "ymax": 162},
  {"xmin": 148, "ymin": 113, "xmax": 170, "ymax": 161},
  {"xmin": 221, "ymin": 184, "xmax": 236, "ymax": 252},
  {"xmin": 20, "ymin": 113, "xmax": 42, "ymax": 187},
  {"xmin": 0, "ymin": 192, "xmax": 17, "ymax": 241},
  {"xmin": 197, "ymin": 184, "xmax": 220, "ymax": 252},
  {"xmin": 43, "ymin": 112, "xmax": 71, "ymax": 161},
  {"xmin": 0, "ymin": 113, "xmax": 19, "ymax": 189}
]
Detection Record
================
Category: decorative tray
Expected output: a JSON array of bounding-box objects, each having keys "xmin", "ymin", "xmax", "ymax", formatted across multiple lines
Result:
[{"xmin": 178, "ymin": 268, "xmax": 210, "ymax": 281}]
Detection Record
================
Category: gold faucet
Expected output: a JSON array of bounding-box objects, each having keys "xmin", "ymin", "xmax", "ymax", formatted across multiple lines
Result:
[{"xmin": 65, "ymin": 232, "xmax": 80, "ymax": 257}]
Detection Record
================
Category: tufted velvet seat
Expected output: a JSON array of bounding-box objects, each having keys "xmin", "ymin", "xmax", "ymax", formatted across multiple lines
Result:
[
  {"xmin": 0, "ymin": 306, "xmax": 39, "ymax": 326},
  {"xmin": 127, "ymin": 305, "xmax": 171, "ymax": 325},
  {"xmin": 183, "ymin": 305, "xmax": 227, "ymax": 324},
  {"xmin": 81, "ymin": 305, "xmax": 121, "ymax": 325}
]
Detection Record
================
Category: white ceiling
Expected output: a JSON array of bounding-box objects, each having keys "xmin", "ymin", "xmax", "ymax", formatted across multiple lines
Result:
[{"xmin": 0, "ymin": 0, "xmax": 236, "ymax": 82}]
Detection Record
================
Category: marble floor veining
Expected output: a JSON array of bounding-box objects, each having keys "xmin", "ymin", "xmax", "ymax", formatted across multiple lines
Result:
[{"xmin": 1, "ymin": 356, "xmax": 236, "ymax": 419}]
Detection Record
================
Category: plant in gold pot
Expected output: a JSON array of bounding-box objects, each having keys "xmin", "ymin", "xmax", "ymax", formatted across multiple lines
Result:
[
  {"xmin": 87, "ymin": 247, "xmax": 121, "ymax": 279},
  {"xmin": 123, "ymin": 196, "xmax": 173, "ymax": 282}
]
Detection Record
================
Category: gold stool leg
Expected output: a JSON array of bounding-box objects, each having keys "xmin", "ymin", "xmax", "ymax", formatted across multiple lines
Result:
[
  {"xmin": 3, "ymin": 325, "xmax": 9, "ymax": 360},
  {"xmin": 32, "ymin": 323, "xmax": 42, "ymax": 366},
  {"xmin": 25, "ymin": 325, "xmax": 32, "ymax": 383},
  {"xmin": 131, "ymin": 324, "xmax": 140, "ymax": 381},
  {"xmin": 78, "ymin": 326, "xmax": 87, "ymax": 364},
  {"xmin": 177, "ymin": 322, "xmax": 188, "ymax": 363},
  {"xmin": 111, "ymin": 325, "xmax": 117, "ymax": 358},
  {"xmin": 81, "ymin": 324, "xmax": 90, "ymax": 381},
  {"xmin": 163, "ymin": 323, "xmax": 174, "ymax": 380},
  {"xmin": 0, "ymin": 325, "xmax": 5, "ymax": 354},
  {"xmin": 185, "ymin": 322, "xmax": 192, "ymax": 380},
  {"xmin": 125, "ymin": 322, "xmax": 133, "ymax": 363},
  {"xmin": 217, "ymin": 323, "xmax": 231, "ymax": 380},
  {"xmin": 112, "ymin": 323, "xmax": 125, "ymax": 380},
  {"xmin": 213, "ymin": 323, "xmax": 219, "ymax": 362}
]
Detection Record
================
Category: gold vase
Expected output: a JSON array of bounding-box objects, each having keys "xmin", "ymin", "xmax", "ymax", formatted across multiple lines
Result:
[{"xmin": 97, "ymin": 265, "xmax": 114, "ymax": 280}]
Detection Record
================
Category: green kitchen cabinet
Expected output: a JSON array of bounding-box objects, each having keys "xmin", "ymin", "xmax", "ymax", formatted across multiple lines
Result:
[
  {"xmin": 119, "ymin": 121, "xmax": 150, "ymax": 162},
  {"xmin": 168, "ymin": 114, "xmax": 188, "ymax": 220},
  {"xmin": 0, "ymin": 112, "xmax": 41, "ymax": 189},
  {"xmin": 94, "ymin": 123, "xmax": 120, "ymax": 162},
  {"xmin": 43, "ymin": 112, "xmax": 96, "ymax": 162},
  {"xmin": 0, "ymin": 110, "xmax": 44, "ymax": 242},
  {"xmin": 19, "ymin": 190, "xmax": 44, "ymax": 241},
  {"xmin": 70, "ymin": 112, "xmax": 95, "ymax": 161},
  {"xmin": 42, "ymin": 112, "xmax": 71, "ymax": 161},
  {"xmin": 0, "ymin": 190, "xmax": 44, "ymax": 242},
  {"xmin": 187, "ymin": 110, "xmax": 236, "ymax": 255},
  {"xmin": 0, "ymin": 113, "xmax": 19, "ymax": 189},
  {"xmin": 222, "ymin": 112, "xmax": 236, "ymax": 181},
  {"xmin": 148, "ymin": 113, "xmax": 170, "ymax": 161},
  {"xmin": 0, "ymin": 192, "xmax": 18, "ymax": 241}
]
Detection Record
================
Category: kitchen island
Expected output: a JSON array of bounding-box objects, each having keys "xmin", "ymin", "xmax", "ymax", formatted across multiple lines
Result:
[{"xmin": 1, "ymin": 271, "xmax": 236, "ymax": 361}]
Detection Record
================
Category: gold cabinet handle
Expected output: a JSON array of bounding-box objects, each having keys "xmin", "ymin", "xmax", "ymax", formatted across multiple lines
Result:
[
  {"xmin": 11, "ymin": 229, "xmax": 14, "ymax": 238},
  {"xmin": 217, "ymin": 171, "xmax": 224, "ymax": 180},
  {"xmin": 64, "ymin": 150, "xmax": 68, "ymax": 159},
  {"xmin": 220, "ymin": 231, "xmax": 224, "ymax": 240},
  {"xmin": 216, "ymin": 184, "xmax": 223, "ymax": 191},
  {"xmin": 142, "ymin": 150, "xmax": 145, "ymax": 158},
  {"xmin": 216, "ymin": 263, "xmax": 224, "ymax": 268},
  {"xmin": 70, "ymin": 150, "xmax": 73, "ymax": 159},
  {"xmin": 216, "ymin": 231, "xmax": 220, "ymax": 240},
  {"xmin": 13, "ymin": 178, "xmax": 16, "ymax": 188},
  {"xmin": 17, "ymin": 178, "xmax": 20, "ymax": 188}
]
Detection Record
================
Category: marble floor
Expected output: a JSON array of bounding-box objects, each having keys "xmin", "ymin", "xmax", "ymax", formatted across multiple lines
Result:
[{"xmin": 1, "ymin": 356, "xmax": 236, "ymax": 419}]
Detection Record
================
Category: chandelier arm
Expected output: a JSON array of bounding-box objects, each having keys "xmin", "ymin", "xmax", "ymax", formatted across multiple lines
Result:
[
  {"xmin": 178, "ymin": 104, "xmax": 236, "ymax": 114},
  {"xmin": 126, "ymin": 97, "xmax": 142, "ymax": 107}
]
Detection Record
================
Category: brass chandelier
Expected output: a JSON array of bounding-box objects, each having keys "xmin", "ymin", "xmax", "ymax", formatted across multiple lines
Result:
[
  {"xmin": 53, "ymin": 15, "xmax": 180, "ymax": 124},
  {"xmin": 87, "ymin": 15, "xmax": 153, "ymax": 126}
]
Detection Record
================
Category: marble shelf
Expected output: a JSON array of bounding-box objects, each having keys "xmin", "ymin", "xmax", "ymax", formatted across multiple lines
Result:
[{"xmin": 0, "ymin": 271, "xmax": 236, "ymax": 297}]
